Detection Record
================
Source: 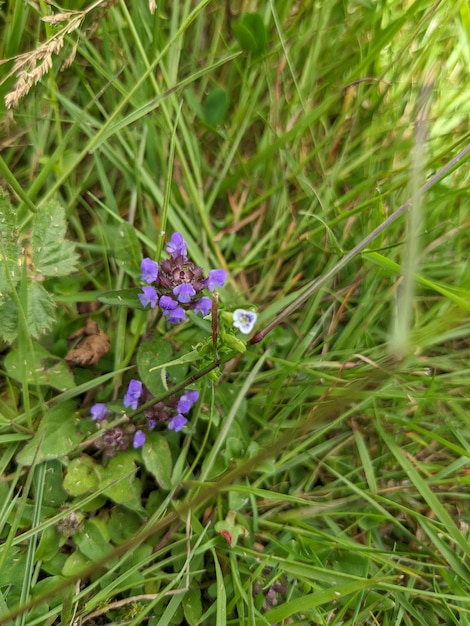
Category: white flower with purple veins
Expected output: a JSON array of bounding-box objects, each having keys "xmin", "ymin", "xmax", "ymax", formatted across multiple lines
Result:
[{"xmin": 233, "ymin": 309, "xmax": 257, "ymax": 334}]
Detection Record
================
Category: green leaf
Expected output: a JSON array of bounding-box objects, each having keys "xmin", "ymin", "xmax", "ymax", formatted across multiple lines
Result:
[
  {"xmin": 97, "ymin": 287, "xmax": 146, "ymax": 308},
  {"xmin": 141, "ymin": 432, "xmax": 172, "ymax": 489},
  {"xmin": 103, "ymin": 223, "xmax": 141, "ymax": 277},
  {"xmin": 4, "ymin": 341, "xmax": 75, "ymax": 390},
  {"xmin": 203, "ymin": 87, "xmax": 229, "ymax": 125},
  {"xmin": 137, "ymin": 336, "xmax": 173, "ymax": 396},
  {"xmin": 16, "ymin": 401, "xmax": 83, "ymax": 466},
  {"xmin": 183, "ymin": 588, "xmax": 203, "ymax": 626},
  {"xmin": 233, "ymin": 13, "xmax": 267, "ymax": 56},
  {"xmin": 74, "ymin": 519, "xmax": 113, "ymax": 563},
  {"xmin": 63, "ymin": 456, "xmax": 99, "ymax": 496},
  {"xmin": 0, "ymin": 186, "xmax": 21, "ymax": 293},
  {"xmin": 96, "ymin": 453, "xmax": 142, "ymax": 507},
  {"xmin": 34, "ymin": 459, "xmax": 68, "ymax": 508},
  {"xmin": 31, "ymin": 201, "xmax": 78, "ymax": 277}
]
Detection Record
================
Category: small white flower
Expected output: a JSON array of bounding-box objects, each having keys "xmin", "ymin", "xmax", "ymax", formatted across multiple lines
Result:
[{"xmin": 232, "ymin": 309, "xmax": 257, "ymax": 334}]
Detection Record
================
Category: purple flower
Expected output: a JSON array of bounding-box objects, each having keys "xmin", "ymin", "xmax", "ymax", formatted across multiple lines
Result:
[
  {"xmin": 163, "ymin": 306, "xmax": 186, "ymax": 324},
  {"xmin": 173, "ymin": 283, "xmax": 196, "ymax": 303},
  {"xmin": 139, "ymin": 286, "xmax": 158, "ymax": 309},
  {"xmin": 90, "ymin": 403, "xmax": 109, "ymax": 422},
  {"xmin": 192, "ymin": 296, "xmax": 211, "ymax": 316},
  {"xmin": 177, "ymin": 390, "xmax": 199, "ymax": 414},
  {"xmin": 133, "ymin": 430, "xmax": 146, "ymax": 448},
  {"xmin": 166, "ymin": 232, "xmax": 187, "ymax": 259},
  {"xmin": 148, "ymin": 419, "xmax": 156, "ymax": 430},
  {"xmin": 233, "ymin": 309, "xmax": 257, "ymax": 334},
  {"xmin": 141, "ymin": 258, "xmax": 159, "ymax": 283},
  {"xmin": 168, "ymin": 414, "xmax": 187, "ymax": 432},
  {"xmin": 123, "ymin": 379, "xmax": 143, "ymax": 410},
  {"xmin": 159, "ymin": 295, "xmax": 178, "ymax": 311},
  {"xmin": 206, "ymin": 269, "xmax": 227, "ymax": 292}
]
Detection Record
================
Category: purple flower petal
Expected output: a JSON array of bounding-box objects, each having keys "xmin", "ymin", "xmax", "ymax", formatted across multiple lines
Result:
[
  {"xmin": 168, "ymin": 414, "xmax": 187, "ymax": 432},
  {"xmin": 192, "ymin": 296, "xmax": 211, "ymax": 316},
  {"xmin": 123, "ymin": 379, "xmax": 143, "ymax": 410},
  {"xmin": 138, "ymin": 286, "xmax": 158, "ymax": 309},
  {"xmin": 173, "ymin": 283, "xmax": 196, "ymax": 303},
  {"xmin": 177, "ymin": 390, "xmax": 199, "ymax": 414},
  {"xmin": 232, "ymin": 309, "xmax": 257, "ymax": 334},
  {"xmin": 166, "ymin": 232, "xmax": 187, "ymax": 259},
  {"xmin": 141, "ymin": 257, "xmax": 159, "ymax": 283},
  {"xmin": 133, "ymin": 430, "xmax": 146, "ymax": 448},
  {"xmin": 90, "ymin": 403, "xmax": 109, "ymax": 421},
  {"xmin": 159, "ymin": 295, "xmax": 178, "ymax": 311},
  {"xmin": 163, "ymin": 306, "xmax": 186, "ymax": 324},
  {"xmin": 206, "ymin": 269, "xmax": 227, "ymax": 292}
]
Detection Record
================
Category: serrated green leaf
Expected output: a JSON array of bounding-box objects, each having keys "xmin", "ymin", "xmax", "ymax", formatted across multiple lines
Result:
[
  {"xmin": 16, "ymin": 401, "xmax": 83, "ymax": 466},
  {"xmin": 63, "ymin": 455, "xmax": 99, "ymax": 496},
  {"xmin": 141, "ymin": 432, "xmax": 172, "ymax": 489},
  {"xmin": 32, "ymin": 201, "xmax": 78, "ymax": 277},
  {"xmin": 0, "ymin": 282, "xmax": 56, "ymax": 343},
  {"xmin": 137, "ymin": 336, "xmax": 173, "ymax": 396},
  {"xmin": 0, "ymin": 187, "xmax": 21, "ymax": 293},
  {"xmin": 4, "ymin": 341, "xmax": 75, "ymax": 390},
  {"xmin": 97, "ymin": 287, "xmax": 146, "ymax": 308}
]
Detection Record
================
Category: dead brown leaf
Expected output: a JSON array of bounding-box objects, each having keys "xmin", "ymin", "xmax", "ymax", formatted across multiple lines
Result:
[{"xmin": 65, "ymin": 318, "xmax": 110, "ymax": 366}]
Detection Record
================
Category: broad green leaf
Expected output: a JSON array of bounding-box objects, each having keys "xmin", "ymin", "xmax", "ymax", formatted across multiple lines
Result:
[
  {"xmin": 96, "ymin": 453, "xmax": 142, "ymax": 508},
  {"xmin": 16, "ymin": 401, "xmax": 83, "ymax": 466},
  {"xmin": 203, "ymin": 87, "xmax": 229, "ymax": 125},
  {"xmin": 61, "ymin": 551, "xmax": 89, "ymax": 577},
  {"xmin": 0, "ymin": 283, "xmax": 57, "ymax": 343},
  {"xmin": 102, "ymin": 223, "xmax": 141, "ymax": 277},
  {"xmin": 32, "ymin": 201, "xmax": 78, "ymax": 277},
  {"xmin": 183, "ymin": 588, "xmax": 203, "ymax": 626},
  {"xmin": 137, "ymin": 336, "xmax": 173, "ymax": 396},
  {"xmin": 63, "ymin": 456, "xmax": 99, "ymax": 496},
  {"xmin": 141, "ymin": 432, "xmax": 172, "ymax": 489},
  {"xmin": 74, "ymin": 520, "xmax": 113, "ymax": 563},
  {"xmin": 33, "ymin": 459, "xmax": 68, "ymax": 508},
  {"xmin": 4, "ymin": 341, "xmax": 75, "ymax": 390},
  {"xmin": 233, "ymin": 13, "xmax": 267, "ymax": 56},
  {"xmin": 0, "ymin": 187, "xmax": 21, "ymax": 293},
  {"xmin": 97, "ymin": 287, "xmax": 146, "ymax": 308}
]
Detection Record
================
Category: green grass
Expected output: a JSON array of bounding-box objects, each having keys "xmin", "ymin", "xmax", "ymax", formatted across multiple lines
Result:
[{"xmin": 1, "ymin": 1, "xmax": 470, "ymax": 624}]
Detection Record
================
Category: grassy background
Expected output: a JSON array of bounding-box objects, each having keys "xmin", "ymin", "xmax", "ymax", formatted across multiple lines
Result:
[{"xmin": 1, "ymin": 0, "xmax": 470, "ymax": 624}]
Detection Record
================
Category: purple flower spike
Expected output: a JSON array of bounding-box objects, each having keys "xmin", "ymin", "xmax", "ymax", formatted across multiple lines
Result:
[
  {"xmin": 133, "ymin": 430, "xmax": 146, "ymax": 448},
  {"xmin": 163, "ymin": 306, "xmax": 186, "ymax": 324},
  {"xmin": 173, "ymin": 283, "xmax": 196, "ymax": 303},
  {"xmin": 168, "ymin": 414, "xmax": 187, "ymax": 432},
  {"xmin": 166, "ymin": 232, "xmax": 187, "ymax": 259},
  {"xmin": 206, "ymin": 269, "xmax": 227, "ymax": 292},
  {"xmin": 139, "ymin": 286, "xmax": 158, "ymax": 309},
  {"xmin": 90, "ymin": 403, "xmax": 109, "ymax": 422},
  {"xmin": 123, "ymin": 379, "xmax": 143, "ymax": 410},
  {"xmin": 192, "ymin": 296, "xmax": 212, "ymax": 317},
  {"xmin": 177, "ymin": 390, "xmax": 199, "ymax": 414},
  {"xmin": 141, "ymin": 258, "xmax": 159, "ymax": 283},
  {"xmin": 233, "ymin": 309, "xmax": 257, "ymax": 334}
]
